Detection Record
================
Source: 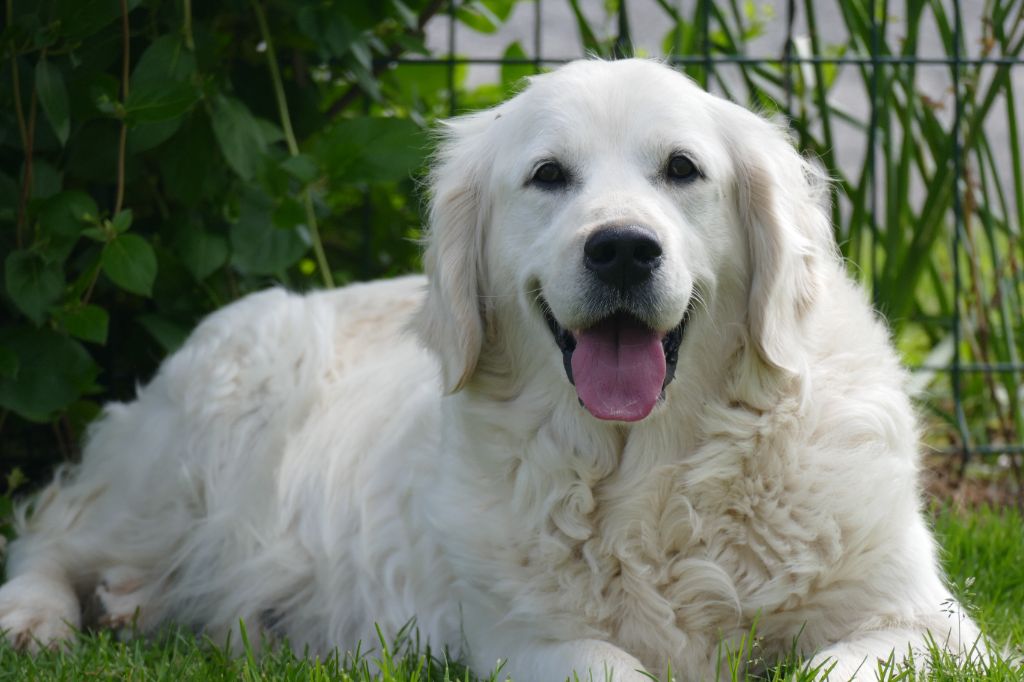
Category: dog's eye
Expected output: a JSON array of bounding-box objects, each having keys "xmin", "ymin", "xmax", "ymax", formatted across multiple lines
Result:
[
  {"xmin": 666, "ymin": 154, "xmax": 699, "ymax": 182},
  {"xmin": 532, "ymin": 162, "xmax": 567, "ymax": 188}
]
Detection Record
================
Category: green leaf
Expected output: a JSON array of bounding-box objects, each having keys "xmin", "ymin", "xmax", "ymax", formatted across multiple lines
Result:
[
  {"xmin": 254, "ymin": 118, "xmax": 285, "ymax": 145},
  {"xmin": 65, "ymin": 120, "xmax": 121, "ymax": 182},
  {"xmin": 58, "ymin": 304, "xmax": 109, "ymax": 344},
  {"xmin": 35, "ymin": 58, "xmax": 70, "ymax": 145},
  {"xmin": 280, "ymin": 154, "xmax": 320, "ymax": 185},
  {"xmin": 123, "ymin": 34, "xmax": 199, "ymax": 129},
  {"xmin": 88, "ymin": 72, "xmax": 121, "ymax": 116},
  {"xmin": 662, "ymin": 22, "xmax": 694, "ymax": 56},
  {"xmin": 0, "ymin": 346, "xmax": 17, "ymax": 380},
  {"xmin": 567, "ymin": 0, "xmax": 602, "ymax": 53},
  {"xmin": 174, "ymin": 226, "xmax": 228, "ymax": 281},
  {"xmin": 124, "ymin": 80, "xmax": 199, "ymax": 124},
  {"xmin": 40, "ymin": 190, "xmax": 99, "ymax": 229},
  {"xmin": 110, "ymin": 209, "xmax": 133, "ymax": 233},
  {"xmin": 0, "ymin": 171, "xmax": 17, "ymax": 223},
  {"xmin": 210, "ymin": 95, "xmax": 270, "ymax": 181},
  {"xmin": 131, "ymin": 34, "xmax": 196, "ymax": 89},
  {"xmin": 5, "ymin": 250, "xmax": 65, "ymax": 324},
  {"xmin": 65, "ymin": 399, "xmax": 102, "ymax": 439},
  {"xmin": 230, "ymin": 190, "xmax": 306, "ymax": 275},
  {"xmin": 56, "ymin": 0, "xmax": 142, "ymax": 40},
  {"xmin": 456, "ymin": 1, "xmax": 503, "ymax": 33},
  {"xmin": 272, "ymin": 196, "xmax": 306, "ymax": 230},
  {"xmin": 391, "ymin": 33, "xmax": 430, "ymax": 57},
  {"xmin": 127, "ymin": 116, "xmax": 184, "ymax": 154},
  {"xmin": 456, "ymin": 0, "xmax": 516, "ymax": 31},
  {"xmin": 158, "ymin": 113, "xmax": 221, "ymax": 206},
  {"xmin": 30, "ymin": 159, "xmax": 62, "ymax": 199},
  {"xmin": 82, "ymin": 227, "xmax": 108, "ymax": 243},
  {"xmin": 383, "ymin": 63, "xmax": 460, "ymax": 106},
  {"xmin": 37, "ymin": 190, "xmax": 99, "ymax": 258},
  {"xmin": 482, "ymin": 0, "xmax": 516, "ymax": 22},
  {"xmin": 136, "ymin": 314, "xmax": 189, "ymax": 354},
  {"xmin": 500, "ymin": 42, "xmax": 533, "ymax": 92},
  {"xmin": 389, "ymin": 0, "xmax": 418, "ymax": 29},
  {"xmin": 0, "ymin": 328, "xmax": 99, "ymax": 423},
  {"xmin": 314, "ymin": 117, "xmax": 425, "ymax": 184},
  {"xmin": 101, "ymin": 234, "xmax": 157, "ymax": 296},
  {"xmin": 348, "ymin": 60, "xmax": 382, "ymax": 102},
  {"xmin": 349, "ymin": 40, "xmax": 373, "ymax": 71},
  {"xmin": 297, "ymin": 5, "xmax": 357, "ymax": 59}
]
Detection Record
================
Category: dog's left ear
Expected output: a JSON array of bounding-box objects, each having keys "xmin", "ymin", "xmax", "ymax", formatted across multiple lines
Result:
[
  {"xmin": 725, "ymin": 107, "xmax": 837, "ymax": 374},
  {"xmin": 414, "ymin": 112, "xmax": 494, "ymax": 393}
]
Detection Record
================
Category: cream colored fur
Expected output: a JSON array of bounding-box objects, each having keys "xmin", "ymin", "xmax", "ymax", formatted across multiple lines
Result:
[{"xmin": 0, "ymin": 59, "xmax": 981, "ymax": 681}]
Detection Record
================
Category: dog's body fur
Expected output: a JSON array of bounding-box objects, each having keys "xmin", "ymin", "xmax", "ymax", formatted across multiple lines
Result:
[{"xmin": 1, "ymin": 60, "xmax": 978, "ymax": 680}]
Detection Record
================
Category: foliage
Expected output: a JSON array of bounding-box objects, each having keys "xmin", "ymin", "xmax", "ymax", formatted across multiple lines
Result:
[
  {"xmin": 0, "ymin": 0, "xmax": 499, "ymax": 483},
  {"xmin": 2, "ymin": 0, "xmax": 1023, "ymax": 503}
]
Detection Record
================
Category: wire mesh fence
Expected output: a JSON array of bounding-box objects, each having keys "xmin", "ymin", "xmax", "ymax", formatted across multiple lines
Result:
[
  {"xmin": 1, "ymin": 0, "xmax": 1021, "ymax": 504},
  {"xmin": 380, "ymin": 0, "xmax": 1024, "ymax": 490}
]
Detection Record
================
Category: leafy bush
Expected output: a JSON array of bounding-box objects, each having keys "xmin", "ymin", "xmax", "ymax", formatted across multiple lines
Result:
[
  {"xmin": 2, "ymin": 0, "xmax": 1022, "ymax": 503},
  {"xmin": 0, "ymin": 0, "xmax": 470, "ymax": 484}
]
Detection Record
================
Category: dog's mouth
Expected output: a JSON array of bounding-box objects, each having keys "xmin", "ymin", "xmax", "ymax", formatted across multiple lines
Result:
[{"xmin": 541, "ymin": 300, "xmax": 690, "ymax": 422}]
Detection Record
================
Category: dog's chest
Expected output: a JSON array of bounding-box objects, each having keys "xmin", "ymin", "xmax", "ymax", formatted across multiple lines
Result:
[{"xmin": 502, "ymin": 444, "xmax": 842, "ymax": 670}]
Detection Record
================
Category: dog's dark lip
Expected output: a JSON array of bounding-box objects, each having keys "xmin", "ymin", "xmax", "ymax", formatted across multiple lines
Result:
[
  {"xmin": 540, "ymin": 300, "xmax": 578, "ymax": 385},
  {"xmin": 539, "ymin": 298, "xmax": 693, "ymax": 392}
]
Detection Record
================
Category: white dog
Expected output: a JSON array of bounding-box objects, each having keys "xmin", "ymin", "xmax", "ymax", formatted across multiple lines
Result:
[{"xmin": 0, "ymin": 59, "xmax": 980, "ymax": 680}]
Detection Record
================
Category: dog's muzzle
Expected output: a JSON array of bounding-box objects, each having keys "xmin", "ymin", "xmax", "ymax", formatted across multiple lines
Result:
[
  {"xmin": 542, "ymin": 300, "xmax": 692, "ymax": 423},
  {"xmin": 538, "ymin": 224, "xmax": 692, "ymax": 422}
]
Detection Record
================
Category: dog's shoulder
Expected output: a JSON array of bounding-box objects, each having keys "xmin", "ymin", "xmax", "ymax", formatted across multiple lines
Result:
[{"xmin": 144, "ymin": 275, "xmax": 430, "ymax": 418}]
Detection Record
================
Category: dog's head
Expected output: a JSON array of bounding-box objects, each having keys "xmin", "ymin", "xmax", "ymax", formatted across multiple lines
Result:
[{"xmin": 417, "ymin": 59, "xmax": 835, "ymax": 422}]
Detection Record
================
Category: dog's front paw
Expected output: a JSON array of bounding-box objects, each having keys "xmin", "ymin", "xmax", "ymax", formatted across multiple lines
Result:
[
  {"xmin": 512, "ymin": 638, "xmax": 650, "ymax": 682},
  {"xmin": 94, "ymin": 566, "xmax": 149, "ymax": 630},
  {"xmin": 0, "ymin": 575, "xmax": 80, "ymax": 651},
  {"xmin": 804, "ymin": 652, "xmax": 865, "ymax": 681}
]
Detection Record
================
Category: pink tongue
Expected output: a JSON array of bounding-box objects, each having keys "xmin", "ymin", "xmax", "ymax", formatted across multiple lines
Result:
[{"xmin": 570, "ymin": 314, "xmax": 666, "ymax": 422}]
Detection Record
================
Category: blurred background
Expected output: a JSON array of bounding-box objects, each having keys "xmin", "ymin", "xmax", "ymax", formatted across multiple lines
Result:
[{"xmin": 1, "ymin": 0, "xmax": 1022, "ymax": 514}]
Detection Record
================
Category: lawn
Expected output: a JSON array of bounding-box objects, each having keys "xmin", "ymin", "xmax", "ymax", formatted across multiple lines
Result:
[{"xmin": 0, "ymin": 506, "xmax": 1020, "ymax": 681}]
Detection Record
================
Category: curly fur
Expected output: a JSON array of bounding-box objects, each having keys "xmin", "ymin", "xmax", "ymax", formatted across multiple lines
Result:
[{"xmin": 0, "ymin": 59, "xmax": 981, "ymax": 681}]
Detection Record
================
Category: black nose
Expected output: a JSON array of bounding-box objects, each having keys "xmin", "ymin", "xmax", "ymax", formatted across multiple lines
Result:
[{"xmin": 583, "ymin": 226, "xmax": 663, "ymax": 289}]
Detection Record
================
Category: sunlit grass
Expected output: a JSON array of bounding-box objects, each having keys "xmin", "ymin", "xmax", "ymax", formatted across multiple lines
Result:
[{"xmin": 0, "ymin": 507, "xmax": 1019, "ymax": 681}]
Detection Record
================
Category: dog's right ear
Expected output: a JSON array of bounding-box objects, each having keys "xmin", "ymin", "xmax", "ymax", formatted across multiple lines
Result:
[{"xmin": 414, "ymin": 112, "xmax": 494, "ymax": 394}]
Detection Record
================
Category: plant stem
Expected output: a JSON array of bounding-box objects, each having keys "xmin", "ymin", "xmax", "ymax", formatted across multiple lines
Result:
[
  {"xmin": 114, "ymin": 0, "xmax": 130, "ymax": 216},
  {"xmin": 14, "ymin": 85, "xmax": 37, "ymax": 249},
  {"xmin": 182, "ymin": 0, "xmax": 195, "ymax": 51},
  {"xmin": 8, "ymin": 0, "xmax": 29, "ymax": 248},
  {"xmin": 7, "ymin": 0, "xmax": 27, "ymax": 152},
  {"xmin": 82, "ymin": 259, "xmax": 103, "ymax": 305},
  {"xmin": 249, "ymin": 0, "xmax": 334, "ymax": 288}
]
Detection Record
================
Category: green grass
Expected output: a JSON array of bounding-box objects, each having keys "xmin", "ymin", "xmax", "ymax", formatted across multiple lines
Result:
[
  {"xmin": 0, "ymin": 507, "xmax": 1020, "ymax": 681},
  {"xmin": 933, "ymin": 505, "xmax": 1024, "ymax": 649},
  {"xmin": 0, "ymin": 622, "xmax": 491, "ymax": 682}
]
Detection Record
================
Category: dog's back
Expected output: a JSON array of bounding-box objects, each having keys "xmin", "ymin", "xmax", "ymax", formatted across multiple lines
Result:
[{"xmin": 0, "ymin": 275, "xmax": 458, "ymax": 653}]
